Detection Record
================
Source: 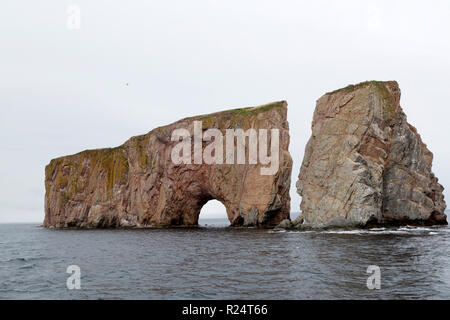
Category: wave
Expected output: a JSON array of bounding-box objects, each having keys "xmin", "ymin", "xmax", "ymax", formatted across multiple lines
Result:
[{"xmin": 281, "ymin": 225, "xmax": 450, "ymax": 236}]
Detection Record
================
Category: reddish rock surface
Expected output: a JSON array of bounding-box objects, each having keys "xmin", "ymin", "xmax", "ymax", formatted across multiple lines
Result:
[
  {"xmin": 44, "ymin": 102, "xmax": 292, "ymax": 228},
  {"xmin": 296, "ymin": 81, "xmax": 447, "ymax": 228}
]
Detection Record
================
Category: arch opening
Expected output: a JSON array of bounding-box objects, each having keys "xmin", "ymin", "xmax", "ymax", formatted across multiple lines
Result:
[{"xmin": 198, "ymin": 199, "xmax": 230, "ymax": 227}]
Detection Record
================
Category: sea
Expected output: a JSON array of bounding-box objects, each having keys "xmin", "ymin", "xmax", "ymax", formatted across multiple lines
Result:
[{"xmin": 1, "ymin": 212, "xmax": 450, "ymax": 299}]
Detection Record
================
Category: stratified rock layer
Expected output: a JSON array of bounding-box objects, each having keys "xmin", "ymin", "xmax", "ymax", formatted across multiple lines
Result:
[
  {"xmin": 296, "ymin": 81, "xmax": 446, "ymax": 228},
  {"xmin": 44, "ymin": 102, "xmax": 292, "ymax": 228}
]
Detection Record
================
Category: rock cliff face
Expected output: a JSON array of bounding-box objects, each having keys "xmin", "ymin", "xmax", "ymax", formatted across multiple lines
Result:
[
  {"xmin": 44, "ymin": 102, "xmax": 292, "ymax": 228},
  {"xmin": 296, "ymin": 81, "xmax": 446, "ymax": 228}
]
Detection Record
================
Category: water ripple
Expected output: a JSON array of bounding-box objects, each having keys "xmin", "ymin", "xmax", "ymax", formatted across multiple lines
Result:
[{"xmin": 0, "ymin": 222, "xmax": 450, "ymax": 299}]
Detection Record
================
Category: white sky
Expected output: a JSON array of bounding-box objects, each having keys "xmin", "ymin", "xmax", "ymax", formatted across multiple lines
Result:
[{"xmin": 1, "ymin": 0, "xmax": 449, "ymax": 223}]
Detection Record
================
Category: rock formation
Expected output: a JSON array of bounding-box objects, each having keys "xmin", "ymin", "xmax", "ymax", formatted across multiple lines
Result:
[
  {"xmin": 296, "ymin": 81, "xmax": 447, "ymax": 228},
  {"xmin": 44, "ymin": 102, "xmax": 292, "ymax": 228}
]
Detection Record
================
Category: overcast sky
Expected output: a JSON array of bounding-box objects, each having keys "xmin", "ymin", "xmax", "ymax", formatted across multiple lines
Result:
[{"xmin": 1, "ymin": 0, "xmax": 449, "ymax": 223}]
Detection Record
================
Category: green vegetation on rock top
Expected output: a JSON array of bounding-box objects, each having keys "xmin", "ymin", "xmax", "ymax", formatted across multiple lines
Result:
[
  {"xmin": 46, "ymin": 146, "xmax": 129, "ymax": 197},
  {"xmin": 226, "ymin": 101, "xmax": 286, "ymax": 115},
  {"xmin": 326, "ymin": 80, "xmax": 394, "ymax": 95},
  {"xmin": 324, "ymin": 80, "xmax": 399, "ymax": 120},
  {"xmin": 192, "ymin": 101, "xmax": 286, "ymax": 121}
]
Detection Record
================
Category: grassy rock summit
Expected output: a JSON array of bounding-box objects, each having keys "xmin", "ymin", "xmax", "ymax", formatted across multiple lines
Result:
[
  {"xmin": 296, "ymin": 81, "xmax": 447, "ymax": 228},
  {"xmin": 44, "ymin": 102, "xmax": 292, "ymax": 228}
]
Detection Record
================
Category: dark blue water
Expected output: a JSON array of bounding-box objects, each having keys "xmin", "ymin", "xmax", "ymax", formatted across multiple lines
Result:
[{"xmin": 1, "ymin": 219, "xmax": 450, "ymax": 299}]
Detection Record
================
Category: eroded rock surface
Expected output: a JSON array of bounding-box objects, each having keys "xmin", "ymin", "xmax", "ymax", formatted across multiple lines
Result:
[
  {"xmin": 296, "ymin": 81, "xmax": 446, "ymax": 228},
  {"xmin": 44, "ymin": 102, "xmax": 292, "ymax": 228}
]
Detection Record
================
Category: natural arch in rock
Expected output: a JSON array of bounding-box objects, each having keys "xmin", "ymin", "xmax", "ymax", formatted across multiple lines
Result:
[
  {"xmin": 44, "ymin": 101, "xmax": 292, "ymax": 228},
  {"xmin": 198, "ymin": 199, "xmax": 229, "ymax": 226}
]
